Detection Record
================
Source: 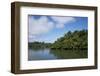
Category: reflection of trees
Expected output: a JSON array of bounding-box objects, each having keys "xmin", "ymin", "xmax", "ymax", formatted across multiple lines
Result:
[{"xmin": 50, "ymin": 49, "xmax": 88, "ymax": 59}]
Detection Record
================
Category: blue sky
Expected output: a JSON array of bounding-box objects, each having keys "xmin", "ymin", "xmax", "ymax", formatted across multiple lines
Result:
[{"xmin": 28, "ymin": 15, "xmax": 88, "ymax": 43}]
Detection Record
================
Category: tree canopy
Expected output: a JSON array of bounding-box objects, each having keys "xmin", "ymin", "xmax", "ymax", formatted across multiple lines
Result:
[
  {"xmin": 29, "ymin": 30, "xmax": 88, "ymax": 50},
  {"xmin": 51, "ymin": 30, "xmax": 88, "ymax": 50},
  {"xmin": 28, "ymin": 42, "xmax": 52, "ymax": 49}
]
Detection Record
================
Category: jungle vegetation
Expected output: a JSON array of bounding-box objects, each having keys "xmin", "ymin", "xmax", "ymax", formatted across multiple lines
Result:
[
  {"xmin": 28, "ymin": 42, "xmax": 52, "ymax": 49},
  {"xmin": 28, "ymin": 30, "xmax": 88, "ymax": 50}
]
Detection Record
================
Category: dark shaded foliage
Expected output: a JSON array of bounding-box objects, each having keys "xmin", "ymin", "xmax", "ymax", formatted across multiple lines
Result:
[{"xmin": 28, "ymin": 42, "xmax": 52, "ymax": 49}]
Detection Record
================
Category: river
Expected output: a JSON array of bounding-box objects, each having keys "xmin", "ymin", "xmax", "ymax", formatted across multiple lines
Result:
[{"xmin": 28, "ymin": 48, "xmax": 87, "ymax": 61}]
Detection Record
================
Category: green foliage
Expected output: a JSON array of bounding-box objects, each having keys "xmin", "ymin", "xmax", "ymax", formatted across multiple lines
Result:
[
  {"xmin": 29, "ymin": 30, "xmax": 88, "ymax": 50},
  {"xmin": 28, "ymin": 42, "xmax": 52, "ymax": 49},
  {"xmin": 51, "ymin": 30, "xmax": 88, "ymax": 49}
]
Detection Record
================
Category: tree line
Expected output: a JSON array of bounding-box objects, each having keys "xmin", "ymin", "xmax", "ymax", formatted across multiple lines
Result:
[
  {"xmin": 29, "ymin": 29, "xmax": 88, "ymax": 50},
  {"xmin": 28, "ymin": 42, "xmax": 52, "ymax": 49},
  {"xmin": 51, "ymin": 30, "xmax": 88, "ymax": 50}
]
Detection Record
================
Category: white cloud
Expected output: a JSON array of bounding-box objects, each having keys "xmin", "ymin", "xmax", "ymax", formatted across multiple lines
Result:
[
  {"xmin": 28, "ymin": 16, "xmax": 55, "ymax": 42},
  {"xmin": 51, "ymin": 16, "xmax": 75, "ymax": 28},
  {"xmin": 28, "ymin": 16, "xmax": 76, "ymax": 42},
  {"xmin": 29, "ymin": 16, "xmax": 54, "ymax": 35}
]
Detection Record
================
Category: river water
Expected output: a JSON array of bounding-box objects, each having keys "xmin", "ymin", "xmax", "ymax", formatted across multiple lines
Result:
[{"xmin": 28, "ymin": 48, "xmax": 87, "ymax": 60}]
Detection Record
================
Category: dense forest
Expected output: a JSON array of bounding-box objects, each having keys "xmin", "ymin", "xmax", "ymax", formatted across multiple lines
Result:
[
  {"xmin": 28, "ymin": 30, "xmax": 88, "ymax": 50},
  {"xmin": 51, "ymin": 30, "xmax": 88, "ymax": 50},
  {"xmin": 28, "ymin": 42, "xmax": 52, "ymax": 49}
]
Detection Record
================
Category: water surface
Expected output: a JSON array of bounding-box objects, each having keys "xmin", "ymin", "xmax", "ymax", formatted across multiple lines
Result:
[{"xmin": 28, "ymin": 48, "xmax": 88, "ymax": 60}]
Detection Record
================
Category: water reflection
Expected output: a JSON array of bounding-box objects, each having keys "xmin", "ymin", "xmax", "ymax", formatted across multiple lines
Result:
[
  {"xmin": 50, "ymin": 49, "xmax": 88, "ymax": 59},
  {"xmin": 28, "ymin": 48, "xmax": 88, "ymax": 61}
]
